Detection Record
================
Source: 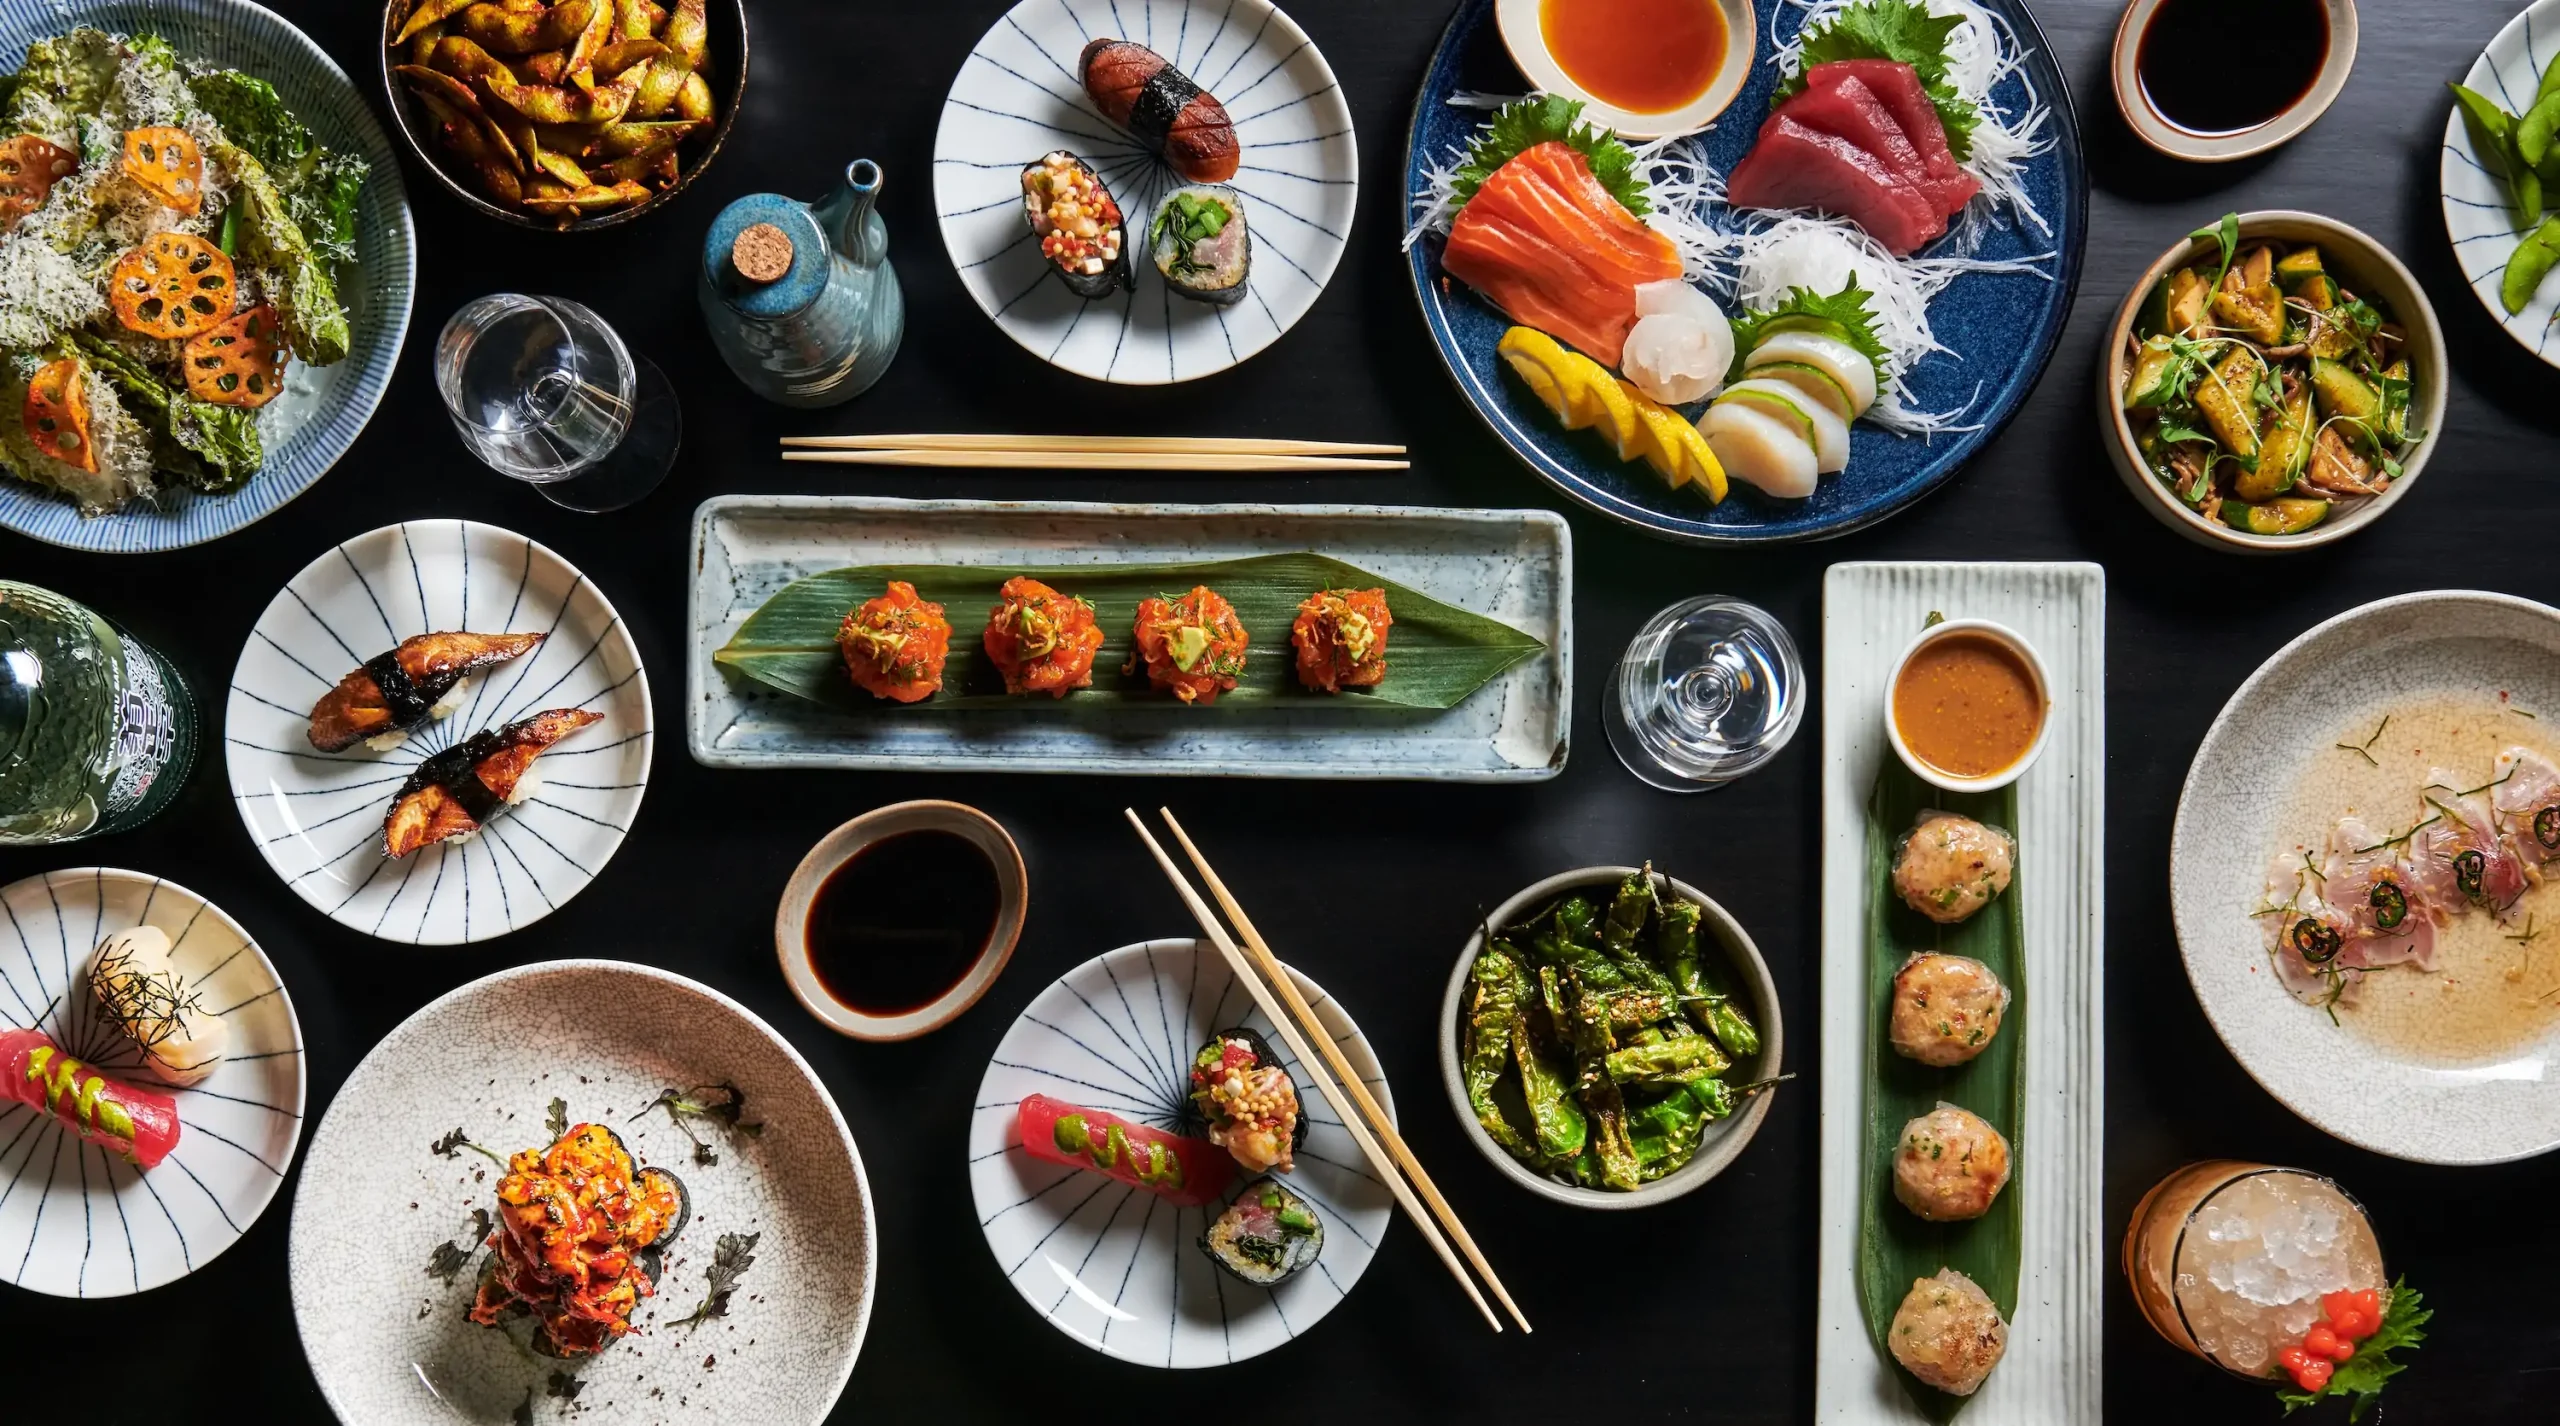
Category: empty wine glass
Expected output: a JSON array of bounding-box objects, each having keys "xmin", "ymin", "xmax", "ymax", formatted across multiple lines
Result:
[
  {"xmin": 1605, "ymin": 596, "xmax": 1804, "ymax": 792},
  {"xmin": 436, "ymin": 294, "xmax": 681, "ymax": 512}
]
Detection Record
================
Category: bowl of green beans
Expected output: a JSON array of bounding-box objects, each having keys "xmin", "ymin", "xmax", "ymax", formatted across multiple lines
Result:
[{"xmin": 1439, "ymin": 865, "xmax": 1784, "ymax": 1208}]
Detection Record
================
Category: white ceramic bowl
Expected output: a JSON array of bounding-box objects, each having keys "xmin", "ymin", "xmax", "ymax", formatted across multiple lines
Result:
[
  {"xmin": 1494, "ymin": 0, "xmax": 1754, "ymax": 138},
  {"xmin": 2441, "ymin": 0, "xmax": 2560, "ymax": 368},
  {"xmin": 2097, "ymin": 211, "xmax": 2448, "ymax": 553},
  {"xmin": 1438, "ymin": 866, "xmax": 1780, "ymax": 1208},
  {"xmin": 2110, "ymin": 0, "xmax": 2357, "ymax": 162},
  {"xmin": 775, "ymin": 801, "xmax": 1027, "ymax": 1041},
  {"xmin": 1882, "ymin": 617, "xmax": 2053, "ymax": 794}
]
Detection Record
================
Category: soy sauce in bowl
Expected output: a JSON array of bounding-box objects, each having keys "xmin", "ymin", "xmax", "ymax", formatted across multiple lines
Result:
[
  {"xmin": 2137, "ymin": 0, "xmax": 2329, "ymax": 137},
  {"xmin": 805, "ymin": 829, "xmax": 1001, "ymax": 1016}
]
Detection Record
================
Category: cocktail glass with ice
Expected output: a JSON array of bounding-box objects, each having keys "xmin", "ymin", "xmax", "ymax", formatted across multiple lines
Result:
[{"xmin": 2121, "ymin": 1160, "xmax": 2385, "ymax": 1379}]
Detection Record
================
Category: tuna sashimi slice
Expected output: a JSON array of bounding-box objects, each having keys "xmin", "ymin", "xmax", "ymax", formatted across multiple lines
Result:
[
  {"xmin": 1799, "ymin": 62, "xmax": 1981, "ymax": 218},
  {"xmin": 1727, "ymin": 114, "xmax": 1944, "ymax": 255}
]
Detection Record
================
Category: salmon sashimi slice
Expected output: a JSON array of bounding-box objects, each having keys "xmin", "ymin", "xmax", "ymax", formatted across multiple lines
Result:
[
  {"xmin": 1727, "ymin": 114, "xmax": 1945, "ymax": 255},
  {"xmin": 1779, "ymin": 75, "xmax": 1976, "ymax": 221},
  {"xmin": 382, "ymin": 708, "xmax": 601, "ymax": 858},
  {"xmin": 308, "ymin": 631, "xmax": 546, "ymax": 752},
  {"xmin": 1804, "ymin": 59, "xmax": 1979, "ymax": 215},
  {"xmin": 1444, "ymin": 141, "xmax": 1682, "ymax": 367}
]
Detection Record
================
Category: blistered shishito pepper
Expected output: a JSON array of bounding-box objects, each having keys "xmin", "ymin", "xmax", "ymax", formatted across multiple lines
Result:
[
  {"xmin": 1464, "ymin": 944, "xmax": 1527, "ymax": 1154},
  {"xmin": 1510, "ymin": 1012, "xmax": 1585, "ymax": 1161}
]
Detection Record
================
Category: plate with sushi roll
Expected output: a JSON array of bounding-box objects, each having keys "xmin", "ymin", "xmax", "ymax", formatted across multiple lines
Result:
[
  {"xmin": 290, "ymin": 959, "xmax": 874, "ymax": 1425},
  {"xmin": 1817, "ymin": 562, "xmax": 2105, "ymax": 1421},
  {"xmin": 225, "ymin": 519, "xmax": 652, "ymax": 945},
  {"xmin": 0, "ymin": 867, "xmax": 305, "ymax": 1297},
  {"xmin": 969, "ymin": 937, "xmax": 1395, "ymax": 1366},
  {"xmin": 1402, "ymin": 0, "xmax": 2086, "ymax": 544},
  {"xmin": 932, "ymin": 0, "xmax": 1357, "ymax": 383}
]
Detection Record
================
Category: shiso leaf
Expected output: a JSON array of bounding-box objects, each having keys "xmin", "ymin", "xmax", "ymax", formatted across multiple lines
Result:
[
  {"xmin": 713, "ymin": 553, "xmax": 1546, "ymax": 716},
  {"xmin": 672, "ymin": 1231, "xmax": 760, "ymax": 1328},
  {"xmin": 1773, "ymin": 0, "xmax": 1981, "ymax": 162},
  {"xmin": 1856, "ymin": 762, "xmax": 2023, "ymax": 1423},
  {"xmin": 1450, "ymin": 95, "xmax": 1650, "ymax": 218},
  {"xmin": 1732, "ymin": 278, "xmax": 1893, "ymax": 375},
  {"xmin": 2276, "ymin": 1279, "xmax": 2429, "ymax": 1421}
]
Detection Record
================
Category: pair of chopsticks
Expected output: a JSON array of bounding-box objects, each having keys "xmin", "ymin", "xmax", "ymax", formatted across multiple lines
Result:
[
  {"xmin": 779, "ymin": 433, "xmax": 1408, "ymax": 472},
  {"xmin": 1125, "ymin": 807, "xmax": 1530, "ymax": 1334}
]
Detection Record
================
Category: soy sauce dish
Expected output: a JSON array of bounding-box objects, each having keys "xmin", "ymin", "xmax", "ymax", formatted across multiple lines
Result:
[
  {"xmin": 1884, "ymin": 619, "xmax": 2051, "ymax": 793},
  {"xmin": 2111, "ymin": 0, "xmax": 2358, "ymax": 162},
  {"xmin": 776, "ymin": 802, "xmax": 1027, "ymax": 1040},
  {"xmin": 1493, "ymin": 0, "xmax": 1754, "ymax": 138}
]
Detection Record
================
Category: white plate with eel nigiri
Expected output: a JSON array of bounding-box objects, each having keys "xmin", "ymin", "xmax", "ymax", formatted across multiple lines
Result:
[
  {"xmin": 2174, "ymin": 591, "xmax": 2560, "ymax": 1164},
  {"xmin": 225, "ymin": 520, "xmax": 651, "ymax": 945}
]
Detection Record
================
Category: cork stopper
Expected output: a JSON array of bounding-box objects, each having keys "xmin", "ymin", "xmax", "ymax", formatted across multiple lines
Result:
[{"xmin": 731, "ymin": 222, "xmax": 794, "ymax": 284}]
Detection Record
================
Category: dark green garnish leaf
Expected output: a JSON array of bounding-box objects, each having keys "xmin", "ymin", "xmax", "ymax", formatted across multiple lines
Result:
[
  {"xmin": 2276, "ymin": 1278, "xmax": 2429, "ymax": 1421},
  {"xmin": 1450, "ymin": 95, "xmax": 1649, "ymax": 217},
  {"xmin": 672, "ymin": 1231, "xmax": 761, "ymax": 1329},
  {"xmin": 546, "ymin": 1371, "xmax": 583, "ymax": 1402},
  {"xmin": 545, "ymin": 1097, "xmax": 568, "ymax": 1141},
  {"xmin": 425, "ymin": 1239, "xmax": 473, "ymax": 1284},
  {"xmin": 646, "ymin": 1081, "xmax": 763, "ymax": 1167},
  {"xmin": 1775, "ymin": 0, "xmax": 1980, "ymax": 161},
  {"xmin": 2190, "ymin": 212, "xmax": 2242, "ymax": 295},
  {"xmin": 431, "ymin": 1127, "xmax": 508, "ymax": 1170}
]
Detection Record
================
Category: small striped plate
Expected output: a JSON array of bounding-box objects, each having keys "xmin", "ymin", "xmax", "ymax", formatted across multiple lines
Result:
[
  {"xmin": 932, "ymin": 0, "xmax": 1357, "ymax": 383},
  {"xmin": 2442, "ymin": 0, "xmax": 2560, "ymax": 366},
  {"xmin": 969, "ymin": 938, "xmax": 1393, "ymax": 1367},
  {"xmin": 0, "ymin": 0, "xmax": 414, "ymax": 551},
  {"xmin": 0, "ymin": 868, "xmax": 305, "ymax": 1298},
  {"xmin": 225, "ymin": 521, "xmax": 652, "ymax": 946}
]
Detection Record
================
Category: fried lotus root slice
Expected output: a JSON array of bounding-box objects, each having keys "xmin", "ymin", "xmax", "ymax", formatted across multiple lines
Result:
[
  {"xmin": 23, "ymin": 356, "xmax": 97, "ymax": 473},
  {"xmin": 109, "ymin": 233, "xmax": 236, "ymax": 339},
  {"xmin": 182, "ymin": 305, "xmax": 288, "ymax": 408},
  {"xmin": 0, "ymin": 134, "xmax": 77, "ymax": 229},
  {"xmin": 121, "ymin": 126, "xmax": 204, "ymax": 214}
]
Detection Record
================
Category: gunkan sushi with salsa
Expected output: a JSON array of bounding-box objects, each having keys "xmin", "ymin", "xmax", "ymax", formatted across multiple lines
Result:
[
  {"xmin": 1021, "ymin": 150, "xmax": 1130, "ymax": 298},
  {"xmin": 1189, "ymin": 1028, "xmax": 1303, "ymax": 1174}
]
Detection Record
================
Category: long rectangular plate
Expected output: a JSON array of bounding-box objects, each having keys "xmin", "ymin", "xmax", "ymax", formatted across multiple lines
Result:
[
  {"xmin": 1817, "ymin": 562, "xmax": 2105, "ymax": 1423},
  {"xmin": 687, "ymin": 497, "xmax": 1572, "ymax": 778}
]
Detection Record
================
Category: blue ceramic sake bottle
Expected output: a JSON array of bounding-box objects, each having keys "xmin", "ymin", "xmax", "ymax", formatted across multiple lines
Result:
[{"xmin": 698, "ymin": 159, "xmax": 903, "ymax": 407}]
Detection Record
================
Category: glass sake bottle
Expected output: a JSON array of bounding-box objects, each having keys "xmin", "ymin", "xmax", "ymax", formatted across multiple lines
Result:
[{"xmin": 0, "ymin": 581, "xmax": 198, "ymax": 844}]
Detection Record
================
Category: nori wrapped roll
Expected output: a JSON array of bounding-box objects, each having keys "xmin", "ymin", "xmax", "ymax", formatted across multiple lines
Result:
[
  {"xmin": 1149, "ymin": 185, "xmax": 1249, "ymax": 306},
  {"xmin": 1021, "ymin": 150, "xmax": 1130, "ymax": 298},
  {"xmin": 1188, "ymin": 1026, "xmax": 1308, "ymax": 1173},
  {"xmin": 1200, "ymin": 1177, "xmax": 1325, "ymax": 1286}
]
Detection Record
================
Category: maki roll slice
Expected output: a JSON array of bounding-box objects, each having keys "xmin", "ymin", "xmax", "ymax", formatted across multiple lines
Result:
[
  {"xmin": 837, "ymin": 580, "xmax": 952, "ymax": 703},
  {"xmin": 1200, "ymin": 1178, "xmax": 1325, "ymax": 1286},
  {"xmin": 983, "ymin": 576, "xmax": 1106, "ymax": 697},
  {"xmin": 1021, "ymin": 150, "xmax": 1129, "ymax": 298},
  {"xmin": 1131, "ymin": 585, "xmax": 1248, "ymax": 705},
  {"xmin": 1189, "ymin": 1027, "xmax": 1305, "ymax": 1174},
  {"xmin": 1290, "ymin": 588, "xmax": 1392, "ymax": 693},
  {"xmin": 1148, "ymin": 186, "xmax": 1249, "ymax": 306}
]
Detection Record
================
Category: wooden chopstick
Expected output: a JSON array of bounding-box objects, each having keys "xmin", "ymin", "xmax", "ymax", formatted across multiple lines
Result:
[
  {"xmin": 1122, "ymin": 810, "xmax": 1507, "ymax": 1334},
  {"xmin": 780, "ymin": 450, "xmax": 1406, "ymax": 472},
  {"xmin": 780, "ymin": 433, "xmax": 1407, "ymax": 456},
  {"xmin": 1157, "ymin": 809, "xmax": 1533, "ymax": 1335}
]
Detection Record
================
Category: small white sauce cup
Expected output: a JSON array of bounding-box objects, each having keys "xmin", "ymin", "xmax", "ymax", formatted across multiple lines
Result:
[{"xmin": 1883, "ymin": 618, "xmax": 2053, "ymax": 794}]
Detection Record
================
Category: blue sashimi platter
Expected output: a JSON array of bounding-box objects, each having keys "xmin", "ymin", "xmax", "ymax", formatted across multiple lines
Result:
[{"xmin": 1403, "ymin": 0, "xmax": 2085, "ymax": 544}]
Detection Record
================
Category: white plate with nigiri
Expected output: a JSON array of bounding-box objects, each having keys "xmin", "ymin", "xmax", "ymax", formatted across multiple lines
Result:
[{"xmin": 0, "ymin": 868, "xmax": 304, "ymax": 1297}]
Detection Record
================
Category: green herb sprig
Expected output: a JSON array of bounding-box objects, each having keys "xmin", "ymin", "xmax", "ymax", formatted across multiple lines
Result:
[
  {"xmin": 2275, "ymin": 1278, "xmax": 2429, "ymax": 1421},
  {"xmin": 645, "ymin": 1082, "xmax": 766, "ymax": 1166},
  {"xmin": 671, "ymin": 1231, "xmax": 760, "ymax": 1328}
]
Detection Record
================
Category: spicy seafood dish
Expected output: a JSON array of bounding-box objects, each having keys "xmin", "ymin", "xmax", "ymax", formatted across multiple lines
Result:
[
  {"xmin": 2120, "ymin": 222, "xmax": 2422, "ymax": 538},
  {"xmin": 0, "ymin": 27, "xmax": 367, "ymax": 516},
  {"xmin": 466, "ymin": 1123, "xmax": 690, "ymax": 1357},
  {"xmin": 1457, "ymin": 866, "xmax": 1766, "ymax": 1190}
]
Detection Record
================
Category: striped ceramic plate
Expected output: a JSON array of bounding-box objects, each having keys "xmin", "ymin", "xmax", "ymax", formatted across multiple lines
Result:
[
  {"xmin": 0, "ymin": 0, "xmax": 414, "ymax": 551},
  {"xmin": 0, "ymin": 868, "xmax": 305, "ymax": 1297},
  {"xmin": 969, "ymin": 938, "xmax": 1393, "ymax": 1367},
  {"xmin": 225, "ymin": 521, "xmax": 651, "ymax": 946},
  {"xmin": 932, "ymin": 0, "xmax": 1357, "ymax": 383},
  {"xmin": 2443, "ymin": 0, "xmax": 2560, "ymax": 365}
]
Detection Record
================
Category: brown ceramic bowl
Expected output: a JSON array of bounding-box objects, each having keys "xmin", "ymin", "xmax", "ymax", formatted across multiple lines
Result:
[
  {"xmin": 377, "ymin": 0, "xmax": 748, "ymax": 232},
  {"xmin": 2111, "ymin": 0, "xmax": 2357, "ymax": 163}
]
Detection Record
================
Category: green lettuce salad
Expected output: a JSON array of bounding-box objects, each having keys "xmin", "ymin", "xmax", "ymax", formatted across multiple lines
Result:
[{"xmin": 0, "ymin": 27, "xmax": 365, "ymax": 514}]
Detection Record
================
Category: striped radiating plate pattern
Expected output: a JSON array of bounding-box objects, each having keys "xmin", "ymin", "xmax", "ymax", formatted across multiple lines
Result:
[
  {"xmin": 970, "ymin": 938, "xmax": 1394, "ymax": 1367},
  {"xmin": 225, "ymin": 521, "xmax": 651, "ymax": 946},
  {"xmin": 0, "ymin": 0, "xmax": 414, "ymax": 552},
  {"xmin": 933, "ymin": 0, "xmax": 1357, "ymax": 383},
  {"xmin": 2441, "ymin": 0, "xmax": 2560, "ymax": 366},
  {"xmin": 1817, "ymin": 562, "xmax": 2105, "ymax": 1422},
  {"xmin": 0, "ymin": 868, "xmax": 305, "ymax": 1297}
]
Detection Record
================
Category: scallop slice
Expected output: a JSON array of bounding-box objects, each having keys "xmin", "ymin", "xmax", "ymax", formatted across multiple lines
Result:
[
  {"xmin": 1696, "ymin": 401, "xmax": 1819, "ymax": 499},
  {"xmin": 1716, "ymin": 378, "xmax": 1850, "ymax": 474},
  {"xmin": 1744, "ymin": 329, "xmax": 1879, "ymax": 419},
  {"xmin": 1746, "ymin": 359, "xmax": 1855, "ymax": 423}
]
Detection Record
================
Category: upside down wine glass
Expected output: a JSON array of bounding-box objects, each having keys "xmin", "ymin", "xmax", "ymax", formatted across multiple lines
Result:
[
  {"xmin": 436, "ymin": 294, "xmax": 682, "ymax": 512},
  {"xmin": 1604, "ymin": 596, "xmax": 1805, "ymax": 792}
]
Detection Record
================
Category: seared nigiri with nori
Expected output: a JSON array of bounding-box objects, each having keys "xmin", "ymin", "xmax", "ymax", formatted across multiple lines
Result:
[
  {"xmin": 382, "ymin": 708, "xmax": 600, "ymax": 858},
  {"xmin": 308, "ymin": 631, "xmax": 545, "ymax": 752},
  {"xmin": 1148, "ymin": 185, "xmax": 1249, "ymax": 306}
]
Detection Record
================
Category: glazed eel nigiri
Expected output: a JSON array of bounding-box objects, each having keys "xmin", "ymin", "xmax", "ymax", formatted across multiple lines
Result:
[
  {"xmin": 383, "ymin": 708, "xmax": 600, "ymax": 858},
  {"xmin": 1, "ymin": 1028, "xmax": 181, "ymax": 1168},
  {"xmin": 308, "ymin": 631, "xmax": 545, "ymax": 752}
]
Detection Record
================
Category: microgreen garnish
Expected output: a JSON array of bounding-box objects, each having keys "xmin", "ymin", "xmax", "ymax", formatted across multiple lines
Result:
[
  {"xmin": 545, "ymin": 1097, "xmax": 568, "ymax": 1141},
  {"xmin": 2190, "ymin": 212, "xmax": 2242, "ymax": 296},
  {"xmin": 2335, "ymin": 714, "xmax": 2390, "ymax": 766},
  {"xmin": 431, "ymin": 1128, "xmax": 507, "ymax": 1170},
  {"xmin": 423, "ymin": 1206, "xmax": 493, "ymax": 1285},
  {"xmin": 645, "ymin": 1081, "xmax": 765, "ymax": 1166},
  {"xmin": 671, "ymin": 1231, "xmax": 760, "ymax": 1328},
  {"xmin": 546, "ymin": 1371, "xmax": 582, "ymax": 1402},
  {"xmin": 2506, "ymin": 914, "xmax": 2543, "ymax": 946}
]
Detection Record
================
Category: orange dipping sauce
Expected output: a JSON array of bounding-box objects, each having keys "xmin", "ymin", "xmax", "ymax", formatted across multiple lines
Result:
[
  {"xmin": 1892, "ymin": 633, "xmax": 2045, "ymax": 779},
  {"xmin": 1539, "ymin": 0, "xmax": 1728, "ymax": 115}
]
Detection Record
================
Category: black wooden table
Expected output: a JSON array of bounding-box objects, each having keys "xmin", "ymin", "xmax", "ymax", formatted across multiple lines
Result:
[{"xmin": 7, "ymin": 0, "xmax": 2558, "ymax": 1420}]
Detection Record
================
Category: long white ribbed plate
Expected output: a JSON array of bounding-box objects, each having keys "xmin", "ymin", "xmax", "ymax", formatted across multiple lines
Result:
[
  {"xmin": 1817, "ymin": 562, "xmax": 2105, "ymax": 1423},
  {"xmin": 687, "ymin": 497, "xmax": 1569, "ymax": 779}
]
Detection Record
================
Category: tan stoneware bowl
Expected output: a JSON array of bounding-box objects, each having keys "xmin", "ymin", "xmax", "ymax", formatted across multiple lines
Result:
[{"xmin": 2111, "ymin": 0, "xmax": 2358, "ymax": 162}]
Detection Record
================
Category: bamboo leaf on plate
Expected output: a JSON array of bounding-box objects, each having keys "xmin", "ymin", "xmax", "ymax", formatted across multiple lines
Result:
[
  {"xmin": 713, "ymin": 552, "xmax": 1545, "ymax": 714},
  {"xmin": 1857, "ymin": 765, "xmax": 2024, "ymax": 1423}
]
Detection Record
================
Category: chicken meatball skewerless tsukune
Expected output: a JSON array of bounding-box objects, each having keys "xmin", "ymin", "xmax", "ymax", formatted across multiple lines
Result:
[
  {"xmin": 837, "ymin": 581, "xmax": 952, "ymax": 703},
  {"xmin": 1890, "ymin": 1102, "xmax": 2011, "ymax": 1223},
  {"xmin": 1290, "ymin": 587, "xmax": 1392, "ymax": 693},
  {"xmin": 1131, "ymin": 585, "xmax": 1248, "ymax": 704},
  {"xmin": 983, "ymin": 577, "xmax": 1106, "ymax": 697},
  {"xmin": 1888, "ymin": 1267, "xmax": 2010, "ymax": 1397},
  {"xmin": 1888, "ymin": 952, "xmax": 2011, "ymax": 1067},
  {"xmin": 1891, "ymin": 811, "xmax": 2016, "ymax": 925}
]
